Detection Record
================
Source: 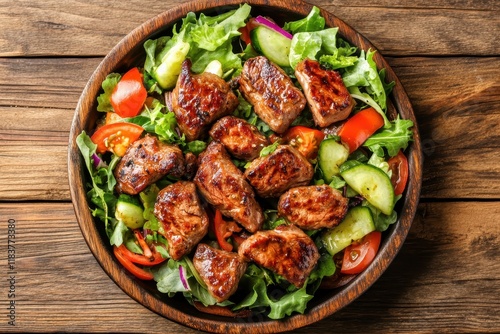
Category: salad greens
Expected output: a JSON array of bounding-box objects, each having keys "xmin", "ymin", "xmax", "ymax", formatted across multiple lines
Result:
[{"xmin": 78, "ymin": 5, "xmax": 414, "ymax": 320}]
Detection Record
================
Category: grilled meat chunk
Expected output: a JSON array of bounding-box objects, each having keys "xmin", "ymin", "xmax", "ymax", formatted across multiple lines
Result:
[
  {"xmin": 295, "ymin": 58, "xmax": 355, "ymax": 127},
  {"xmin": 193, "ymin": 243, "xmax": 247, "ymax": 303},
  {"xmin": 194, "ymin": 141, "xmax": 264, "ymax": 233},
  {"xmin": 278, "ymin": 185, "xmax": 348, "ymax": 230},
  {"xmin": 114, "ymin": 135, "xmax": 185, "ymax": 195},
  {"xmin": 209, "ymin": 115, "xmax": 269, "ymax": 161},
  {"xmin": 244, "ymin": 145, "xmax": 313, "ymax": 198},
  {"xmin": 238, "ymin": 224, "xmax": 319, "ymax": 288},
  {"xmin": 239, "ymin": 56, "xmax": 306, "ymax": 133},
  {"xmin": 184, "ymin": 152, "xmax": 198, "ymax": 180},
  {"xmin": 171, "ymin": 59, "xmax": 239, "ymax": 141},
  {"xmin": 154, "ymin": 181, "xmax": 209, "ymax": 260}
]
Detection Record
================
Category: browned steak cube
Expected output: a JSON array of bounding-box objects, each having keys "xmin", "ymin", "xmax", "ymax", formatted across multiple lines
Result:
[
  {"xmin": 171, "ymin": 59, "xmax": 239, "ymax": 141},
  {"xmin": 278, "ymin": 185, "xmax": 348, "ymax": 230},
  {"xmin": 194, "ymin": 141, "xmax": 264, "ymax": 233},
  {"xmin": 244, "ymin": 145, "xmax": 313, "ymax": 198},
  {"xmin": 239, "ymin": 56, "xmax": 306, "ymax": 133},
  {"xmin": 114, "ymin": 135, "xmax": 185, "ymax": 195},
  {"xmin": 154, "ymin": 181, "xmax": 209, "ymax": 260},
  {"xmin": 295, "ymin": 58, "xmax": 355, "ymax": 127},
  {"xmin": 209, "ymin": 115, "xmax": 269, "ymax": 161},
  {"xmin": 238, "ymin": 224, "xmax": 319, "ymax": 288},
  {"xmin": 193, "ymin": 243, "xmax": 247, "ymax": 303}
]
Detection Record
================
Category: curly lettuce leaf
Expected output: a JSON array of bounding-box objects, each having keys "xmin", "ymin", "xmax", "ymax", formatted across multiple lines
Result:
[
  {"xmin": 363, "ymin": 117, "xmax": 414, "ymax": 157},
  {"xmin": 284, "ymin": 6, "xmax": 325, "ymax": 33},
  {"xmin": 143, "ymin": 4, "xmax": 251, "ymax": 90},
  {"xmin": 96, "ymin": 73, "xmax": 120, "ymax": 112},
  {"xmin": 289, "ymin": 28, "xmax": 338, "ymax": 69}
]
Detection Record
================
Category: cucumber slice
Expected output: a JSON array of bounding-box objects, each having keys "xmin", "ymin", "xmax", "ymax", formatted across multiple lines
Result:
[
  {"xmin": 115, "ymin": 194, "xmax": 145, "ymax": 229},
  {"xmin": 341, "ymin": 163, "xmax": 395, "ymax": 215},
  {"xmin": 318, "ymin": 138, "xmax": 349, "ymax": 183},
  {"xmin": 250, "ymin": 26, "xmax": 291, "ymax": 67},
  {"xmin": 322, "ymin": 206, "xmax": 376, "ymax": 256}
]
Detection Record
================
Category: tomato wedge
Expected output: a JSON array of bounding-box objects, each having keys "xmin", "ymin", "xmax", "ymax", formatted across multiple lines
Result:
[
  {"xmin": 113, "ymin": 245, "xmax": 154, "ymax": 280},
  {"xmin": 338, "ymin": 107, "xmax": 384, "ymax": 153},
  {"xmin": 340, "ymin": 231, "xmax": 382, "ymax": 275},
  {"xmin": 282, "ymin": 126, "xmax": 325, "ymax": 160},
  {"xmin": 213, "ymin": 209, "xmax": 241, "ymax": 252},
  {"xmin": 90, "ymin": 122, "xmax": 143, "ymax": 156},
  {"xmin": 110, "ymin": 67, "xmax": 147, "ymax": 118},
  {"xmin": 388, "ymin": 150, "xmax": 409, "ymax": 196}
]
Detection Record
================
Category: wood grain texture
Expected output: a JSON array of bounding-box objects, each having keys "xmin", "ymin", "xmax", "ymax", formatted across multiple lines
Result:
[
  {"xmin": 0, "ymin": 0, "xmax": 498, "ymax": 57},
  {"xmin": 1, "ymin": 57, "xmax": 498, "ymax": 200},
  {"xmin": 0, "ymin": 201, "xmax": 498, "ymax": 333}
]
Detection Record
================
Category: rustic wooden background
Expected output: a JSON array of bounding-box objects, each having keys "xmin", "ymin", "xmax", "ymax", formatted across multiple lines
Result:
[{"xmin": 0, "ymin": 0, "xmax": 499, "ymax": 332}]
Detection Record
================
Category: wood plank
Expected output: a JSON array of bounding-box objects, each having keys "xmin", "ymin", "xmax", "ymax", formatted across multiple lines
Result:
[
  {"xmin": 390, "ymin": 56, "xmax": 500, "ymax": 199},
  {"xmin": 0, "ymin": 201, "xmax": 498, "ymax": 333},
  {"xmin": 0, "ymin": 0, "xmax": 498, "ymax": 57},
  {"xmin": 1, "ymin": 56, "xmax": 499, "ymax": 201}
]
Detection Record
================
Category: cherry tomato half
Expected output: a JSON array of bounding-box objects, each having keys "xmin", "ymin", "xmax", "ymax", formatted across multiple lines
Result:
[
  {"xmin": 340, "ymin": 231, "xmax": 382, "ymax": 275},
  {"xmin": 110, "ymin": 67, "xmax": 147, "ymax": 118},
  {"xmin": 90, "ymin": 122, "xmax": 143, "ymax": 157},
  {"xmin": 282, "ymin": 126, "xmax": 325, "ymax": 160},
  {"xmin": 338, "ymin": 107, "xmax": 384, "ymax": 153},
  {"xmin": 388, "ymin": 150, "xmax": 409, "ymax": 196}
]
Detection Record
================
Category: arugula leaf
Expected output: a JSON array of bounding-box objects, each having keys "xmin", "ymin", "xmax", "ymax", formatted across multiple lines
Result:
[
  {"xmin": 76, "ymin": 132, "xmax": 119, "ymax": 240},
  {"xmin": 96, "ymin": 73, "xmax": 120, "ymax": 112},
  {"xmin": 284, "ymin": 6, "xmax": 325, "ymax": 33},
  {"xmin": 363, "ymin": 117, "xmax": 414, "ymax": 157}
]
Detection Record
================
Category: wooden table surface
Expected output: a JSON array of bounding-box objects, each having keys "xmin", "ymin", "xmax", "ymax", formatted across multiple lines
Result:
[{"xmin": 1, "ymin": 0, "xmax": 499, "ymax": 332}]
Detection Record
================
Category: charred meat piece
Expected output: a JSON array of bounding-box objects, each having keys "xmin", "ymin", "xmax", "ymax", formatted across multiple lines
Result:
[
  {"xmin": 194, "ymin": 141, "xmax": 264, "ymax": 233},
  {"xmin": 238, "ymin": 224, "xmax": 319, "ymax": 288},
  {"xmin": 114, "ymin": 135, "xmax": 185, "ymax": 195},
  {"xmin": 239, "ymin": 56, "xmax": 306, "ymax": 133},
  {"xmin": 184, "ymin": 152, "xmax": 198, "ymax": 180},
  {"xmin": 278, "ymin": 185, "xmax": 348, "ymax": 230},
  {"xmin": 295, "ymin": 58, "xmax": 355, "ymax": 128},
  {"xmin": 171, "ymin": 59, "xmax": 239, "ymax": 141},
  {"xmin": 244, "ymin": 145, "xmax": 313, "ymax": 198},
  {"xmin": 209, "ymin": 115, "xmax": 269, "ymax": 161},
  {"xmin": 154, "ymin": 181, "xmax": 209, "ymax": 260},
  {"xmin": 193, "ymin": 243, "xmax": 247, "ymax": 303}
]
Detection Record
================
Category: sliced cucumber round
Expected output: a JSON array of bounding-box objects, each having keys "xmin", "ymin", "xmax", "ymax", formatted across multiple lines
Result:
[
  {"xmin": 318, "ymin": 138, "xmax": 349, "ymax": 183},
  {"xmin": 115, "ymin": 194, "xmax": 145, "ymax": 229},
  {"xmin": 341, "ymin": 163, "xmax": 395, "ymax": 215},
  {"xmin": 250, "ymin": 25, "xmax": 291, "ymax": 67},
  {"xmin": 322, "ymin": 206, "xmax": 376, "ymax": 256}
]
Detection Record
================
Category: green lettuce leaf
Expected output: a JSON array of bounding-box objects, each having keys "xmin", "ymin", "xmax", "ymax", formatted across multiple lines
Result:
[
  {"xmin": 363, "ymin": 117, "xmax": 414, "ymax": 157},
  {"xmin": 288, "ymin": 28, "xmax": 338, "ymax": 69},
  {"xmin": 284, "ymin": 6, "xmax": 325, "ymax": 33},
  {"xmin": 96, "ymin": 73, "xmax": 120, "ymax": 112}
]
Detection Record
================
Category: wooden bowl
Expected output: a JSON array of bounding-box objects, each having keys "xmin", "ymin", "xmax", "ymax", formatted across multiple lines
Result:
[{"xmin": 68, "ymin": 0, "xmax": 422, "ymax": 332}]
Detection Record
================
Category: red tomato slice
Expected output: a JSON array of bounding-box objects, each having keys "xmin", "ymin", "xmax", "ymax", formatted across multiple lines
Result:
[
  {"xmin": 340, "ymin": 231, "xmax": 382, "ymax": 275},
  {"xmin": 239, "ymin": 18, "xmax": 261, "ymax": 44},
  {"xmin": 110, "ymin": 67, "xmax": 147, "ymax": 118},
  {"xmin": 282, "ymin": 126, "xmax": 325, "ymax": 160},
  {"xmin": 113, "ymin": 245, "xmax": 154, "ymax": 280},
  {"xmin": 338, "ymin": 107, "xmax": 384, "ymax": 153},
  {"xmin": 388, "ymin": 150, "xmax": 409, "ymax": 196},
  {"xmin": 90, "ymin": 122, "xmax": 143, "ymax": 157}
]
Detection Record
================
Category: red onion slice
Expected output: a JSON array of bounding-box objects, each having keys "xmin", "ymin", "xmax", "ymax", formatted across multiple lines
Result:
[
  {"xmin": 254, "ymin": 16, "xmax": 293, "ymax": 39},
  {"xmin": 179, "ymin": 265, "xmax": 190, "ymax": 290},
  {"xmin": 91, "ymin": 153, "xmax": 107, "ymax": 169}
]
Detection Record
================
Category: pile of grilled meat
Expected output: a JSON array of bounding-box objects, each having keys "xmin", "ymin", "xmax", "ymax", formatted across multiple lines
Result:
[{"xmin": 114, "ymin": 56, "xmax": 354, "ymax": 302}]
